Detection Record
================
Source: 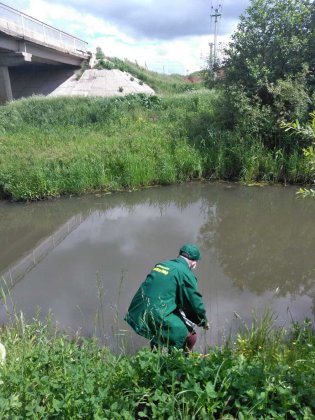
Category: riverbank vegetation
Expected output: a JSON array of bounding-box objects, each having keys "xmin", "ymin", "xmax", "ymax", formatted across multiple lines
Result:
[
  {"xmin": 282, "ymin": 111, "xmax": 315, "ymax": 197},
  {"xmin": 0, "ymin": 91, "xmax": 313, "ymax": 201},
  {"xmin": 0, "ymin": 310, "xmax": 314, "ymax": 418},
  {"xmin": 205, "ymin": 0, "xmax": 315, "ymax": 195}
]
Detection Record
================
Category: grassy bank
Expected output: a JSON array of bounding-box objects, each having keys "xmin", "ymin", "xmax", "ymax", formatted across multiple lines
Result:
[
  {"xmin": 0, "ymin": 93, "xmax": 311, "ymax": 201},
  {"xmin": 0, "ymin": 312, "xmax": 314, "ymax": 418}
]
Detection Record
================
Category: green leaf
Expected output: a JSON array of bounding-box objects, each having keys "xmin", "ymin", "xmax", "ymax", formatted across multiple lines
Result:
[{"xmin": 205, "ymin": 382, "xmax": 217, "ymax": 398}]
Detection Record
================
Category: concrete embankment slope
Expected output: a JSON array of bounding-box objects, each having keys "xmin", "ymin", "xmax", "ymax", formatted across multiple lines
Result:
[
  {"xmin": 10, "ymin": 67, "xmax": 155, "ymax": 99},
  {"xmin": 49, "ymin": 68, "xmax": 155, "ymax": 97}
]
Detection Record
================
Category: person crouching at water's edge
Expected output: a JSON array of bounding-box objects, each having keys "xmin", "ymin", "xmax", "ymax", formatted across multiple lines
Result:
[{"xmin": 124, "ymin": 244, "xmax": 209, "ymax": 351}]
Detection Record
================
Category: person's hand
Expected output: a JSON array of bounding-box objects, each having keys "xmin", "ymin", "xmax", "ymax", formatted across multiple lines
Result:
[{"xmin": 203, "ymin": 323, "xmax": 210, "ymax": 330}]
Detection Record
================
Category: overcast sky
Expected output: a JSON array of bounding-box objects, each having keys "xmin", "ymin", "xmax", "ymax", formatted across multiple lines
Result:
[{"xmin": 3, "ymin": 0, "xmax": 251, "ymax": 74}]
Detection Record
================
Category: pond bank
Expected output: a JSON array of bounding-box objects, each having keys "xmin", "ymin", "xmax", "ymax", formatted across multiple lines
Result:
[
  {"xmin": 0, "ymin": 94, "xmax": 311, "ymax": 201},
  {"xmin": 0, "ymin": 313, "xmax": 314, "ymax": 418}
]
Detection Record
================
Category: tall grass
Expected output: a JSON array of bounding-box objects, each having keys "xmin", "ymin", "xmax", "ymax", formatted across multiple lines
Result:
[
  {"xmin": 0, "ymin": 93, "xmax": 310, "ymax": 201},
  {"xmin": 0, "ymin": 307, "xmax": 314, "ymax": 418}
]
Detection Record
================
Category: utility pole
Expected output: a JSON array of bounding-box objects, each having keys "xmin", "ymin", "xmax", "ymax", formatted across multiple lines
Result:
[
  {"xmin": 210, "ymin": 3, "xmax": 222, "ymax": 69},
  {"xmin": 208, "ymin": 42, "xmax": 214, "ymax": 70}
]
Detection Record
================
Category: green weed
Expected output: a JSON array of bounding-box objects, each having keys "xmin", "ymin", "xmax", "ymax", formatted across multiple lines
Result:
[{"xmin": 0, "ymin": 309, "xmax": 314, "ymax": 418}]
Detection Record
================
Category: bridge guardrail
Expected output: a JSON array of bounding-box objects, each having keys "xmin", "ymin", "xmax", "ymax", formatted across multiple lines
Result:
[{"xmin": 0, "ymin": 2, "xmax": 88, "ymax": 55}]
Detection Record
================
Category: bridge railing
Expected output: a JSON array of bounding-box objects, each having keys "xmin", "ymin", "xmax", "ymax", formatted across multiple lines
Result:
[{"xmin": 0, "ymin": 2, "xmax": 88, "ymax": 55}]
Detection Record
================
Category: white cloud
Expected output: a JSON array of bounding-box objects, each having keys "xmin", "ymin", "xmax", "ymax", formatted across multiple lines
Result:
[{"xmin": 3, "ymin": 0, "xmax": 249, "ymax": 74}]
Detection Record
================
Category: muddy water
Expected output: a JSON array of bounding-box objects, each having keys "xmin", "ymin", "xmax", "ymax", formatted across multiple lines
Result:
[{"xmin": 1, "ymin": 182, "xmax": 315, "ymax": 353}]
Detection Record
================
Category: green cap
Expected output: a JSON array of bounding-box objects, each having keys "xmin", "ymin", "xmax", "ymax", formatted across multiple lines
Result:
[{"xmin": 179, "ymin": 243, "xmax": 202, "ymax": 261}]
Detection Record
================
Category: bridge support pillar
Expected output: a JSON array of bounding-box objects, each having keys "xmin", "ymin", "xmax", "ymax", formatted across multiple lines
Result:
[{"xmin": 0, "ymin": 66, "xmax": 13, "ymax": 103}]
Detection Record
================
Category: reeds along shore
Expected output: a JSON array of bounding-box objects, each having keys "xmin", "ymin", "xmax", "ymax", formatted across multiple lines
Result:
[{"xmin": 0, "ymin": 308, "xmax": 314, "ymax": 418}]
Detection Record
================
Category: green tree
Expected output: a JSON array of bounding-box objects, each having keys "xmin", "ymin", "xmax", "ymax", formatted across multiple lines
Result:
[
  {"xmin": 95, "ymin": 46, "xmax": 105, "ymax": 59},
  {"xmin": 224, "ymin": 0, "xmax": 314, "ymax": 97},
  {"xmin": 211, "ymin": 0, "xmax": 315, "ymax": 151}
]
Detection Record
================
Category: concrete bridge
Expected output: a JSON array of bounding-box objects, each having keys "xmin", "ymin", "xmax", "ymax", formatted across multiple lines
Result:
[{"xmin": 0, "ymin": 2, "xmax": 90, "ymax": 103}]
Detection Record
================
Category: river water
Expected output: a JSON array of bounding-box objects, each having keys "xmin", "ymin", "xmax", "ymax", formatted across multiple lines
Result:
[{"xmin": 1, "ymin": 182, "xmax": 315, "ymax": 353}]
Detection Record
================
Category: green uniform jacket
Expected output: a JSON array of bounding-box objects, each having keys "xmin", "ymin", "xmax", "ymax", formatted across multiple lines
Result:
[{"xmin": 124, "ymin": 257, "xmax": 208, "ymax": 349}]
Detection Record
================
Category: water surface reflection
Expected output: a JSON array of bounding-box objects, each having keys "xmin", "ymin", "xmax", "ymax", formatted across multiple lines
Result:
[{"xmin": 1, "ymin": 183, "xmax": 314, "ymax": 352}]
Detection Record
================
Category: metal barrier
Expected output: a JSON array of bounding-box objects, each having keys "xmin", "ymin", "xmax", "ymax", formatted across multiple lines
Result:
[{"xmin": 0, "ymin": 2, "xmax": 88, "ymax": 54}]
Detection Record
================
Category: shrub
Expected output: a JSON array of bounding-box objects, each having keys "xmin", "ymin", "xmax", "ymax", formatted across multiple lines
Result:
[
  {"xmin": 268, "ymin": 68, "xmax": 312, "ymax": 124},
  {"xmin": 94, "ymin": 59, "xmax": 114, "ymax": 70}
]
